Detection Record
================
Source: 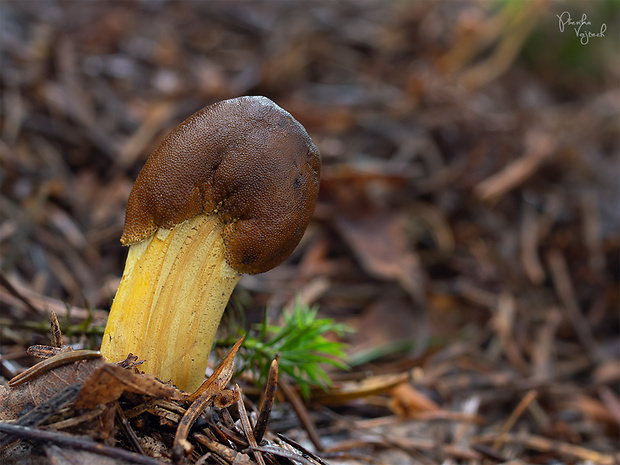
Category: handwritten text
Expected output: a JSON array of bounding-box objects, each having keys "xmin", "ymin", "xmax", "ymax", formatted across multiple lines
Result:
[{"xmin": 557, "ymin": 11, "xmax": 606, "ymax": 45}]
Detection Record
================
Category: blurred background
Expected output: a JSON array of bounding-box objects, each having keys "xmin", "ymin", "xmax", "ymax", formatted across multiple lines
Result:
[{"xmin": 1, "ymin": 0, "xmax": 618, "ymax": 462}]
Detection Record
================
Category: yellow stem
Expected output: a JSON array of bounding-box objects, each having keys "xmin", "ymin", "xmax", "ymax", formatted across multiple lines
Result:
[{"xmin": 100, "ymin": 213, "xmax": 240, "ymax": 392}]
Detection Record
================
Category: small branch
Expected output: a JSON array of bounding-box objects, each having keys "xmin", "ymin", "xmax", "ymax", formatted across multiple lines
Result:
[
  {"xmin": 0, "ymin": 423, "xmax": 164, "ymax": 465},
  {"xmin": 475, "ymin": 131, "xmax": 556, "ymax": 204},
  {"xmin": 235, "ymin": 384, "xmax": 265, "ymax": 465},
  {"xmin": 546, "ymin": 249, "xmax": 602, "ymax": 362},
  {"xmin": 253, "ymin": 355, "xmax": 279, "ymax": 444},
  {"xmin": 278, "ymin": 378, "xmax": 323, "ymax": 452}
]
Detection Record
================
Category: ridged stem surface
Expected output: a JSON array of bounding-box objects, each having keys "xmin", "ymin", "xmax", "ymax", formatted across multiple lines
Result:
[{"xmin": 101, "ymin": 213, "xmax": 240, "ymax": 392}]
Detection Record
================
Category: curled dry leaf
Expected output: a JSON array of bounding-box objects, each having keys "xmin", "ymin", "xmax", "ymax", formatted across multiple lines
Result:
[
  {"xmin": 8, "ymin": 350, "xmax": 103, "ymax": 388},
  {"xmin": 1, "ymin": 346, "xmax": 183, "ymax": 424},
  {"xmin": 0, "ymin": 354, "xmax": 105, "ymax": 422},
  {"xmin": 74, "ymin": 364, "xmax": 183, "ymax": 410},
  {"xmin": 310, "ymin": 372, "xmax": 409, "ymax": 405},
  {"xmin": 389, "ymin": 382, "xmax": 440, "ymax": 419}
]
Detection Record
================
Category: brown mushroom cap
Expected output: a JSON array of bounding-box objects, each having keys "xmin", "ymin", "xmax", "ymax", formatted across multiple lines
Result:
[{"xmin": 121, "ymin": 96, "xmax": 321, "ymax": 275}]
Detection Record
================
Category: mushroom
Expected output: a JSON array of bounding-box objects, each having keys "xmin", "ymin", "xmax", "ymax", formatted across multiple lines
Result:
[{"xmin": 100, "ymin": 96, "xmax": 321, "ymax": 392}]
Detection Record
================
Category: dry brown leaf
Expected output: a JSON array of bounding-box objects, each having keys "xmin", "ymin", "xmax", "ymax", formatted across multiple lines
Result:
[
  {"xmin": 74, "ymin": 364, "xmax": 181, "ymax": 410},
  {"xmin": 311, "ymin": 372, "xmax": 408, "ymax": 405},
  {"xmin": 336, "ymin": 214, "xmax": 425, "ymax": 304},
  {"xmin": 0, "ymin": 356, "xmax": 105, "ymax": 422},
  {"xmin": 389, "ymin": 382, "xmax": 440, "ymax": 419}
]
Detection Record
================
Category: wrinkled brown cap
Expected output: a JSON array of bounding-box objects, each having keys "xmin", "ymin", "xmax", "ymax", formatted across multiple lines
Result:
[{"xmin": 121, "ymin": 96, "xmax": 321, "ymax": 275}]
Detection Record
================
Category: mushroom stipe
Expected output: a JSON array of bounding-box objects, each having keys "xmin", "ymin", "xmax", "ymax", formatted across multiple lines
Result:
[
  {"xmin": 102, "ymin": 214, "xmax": 238, "ymax": 391},
  {"xmin": 100, "ymin": 96, "xmax": 320, "ymax": 392}
]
